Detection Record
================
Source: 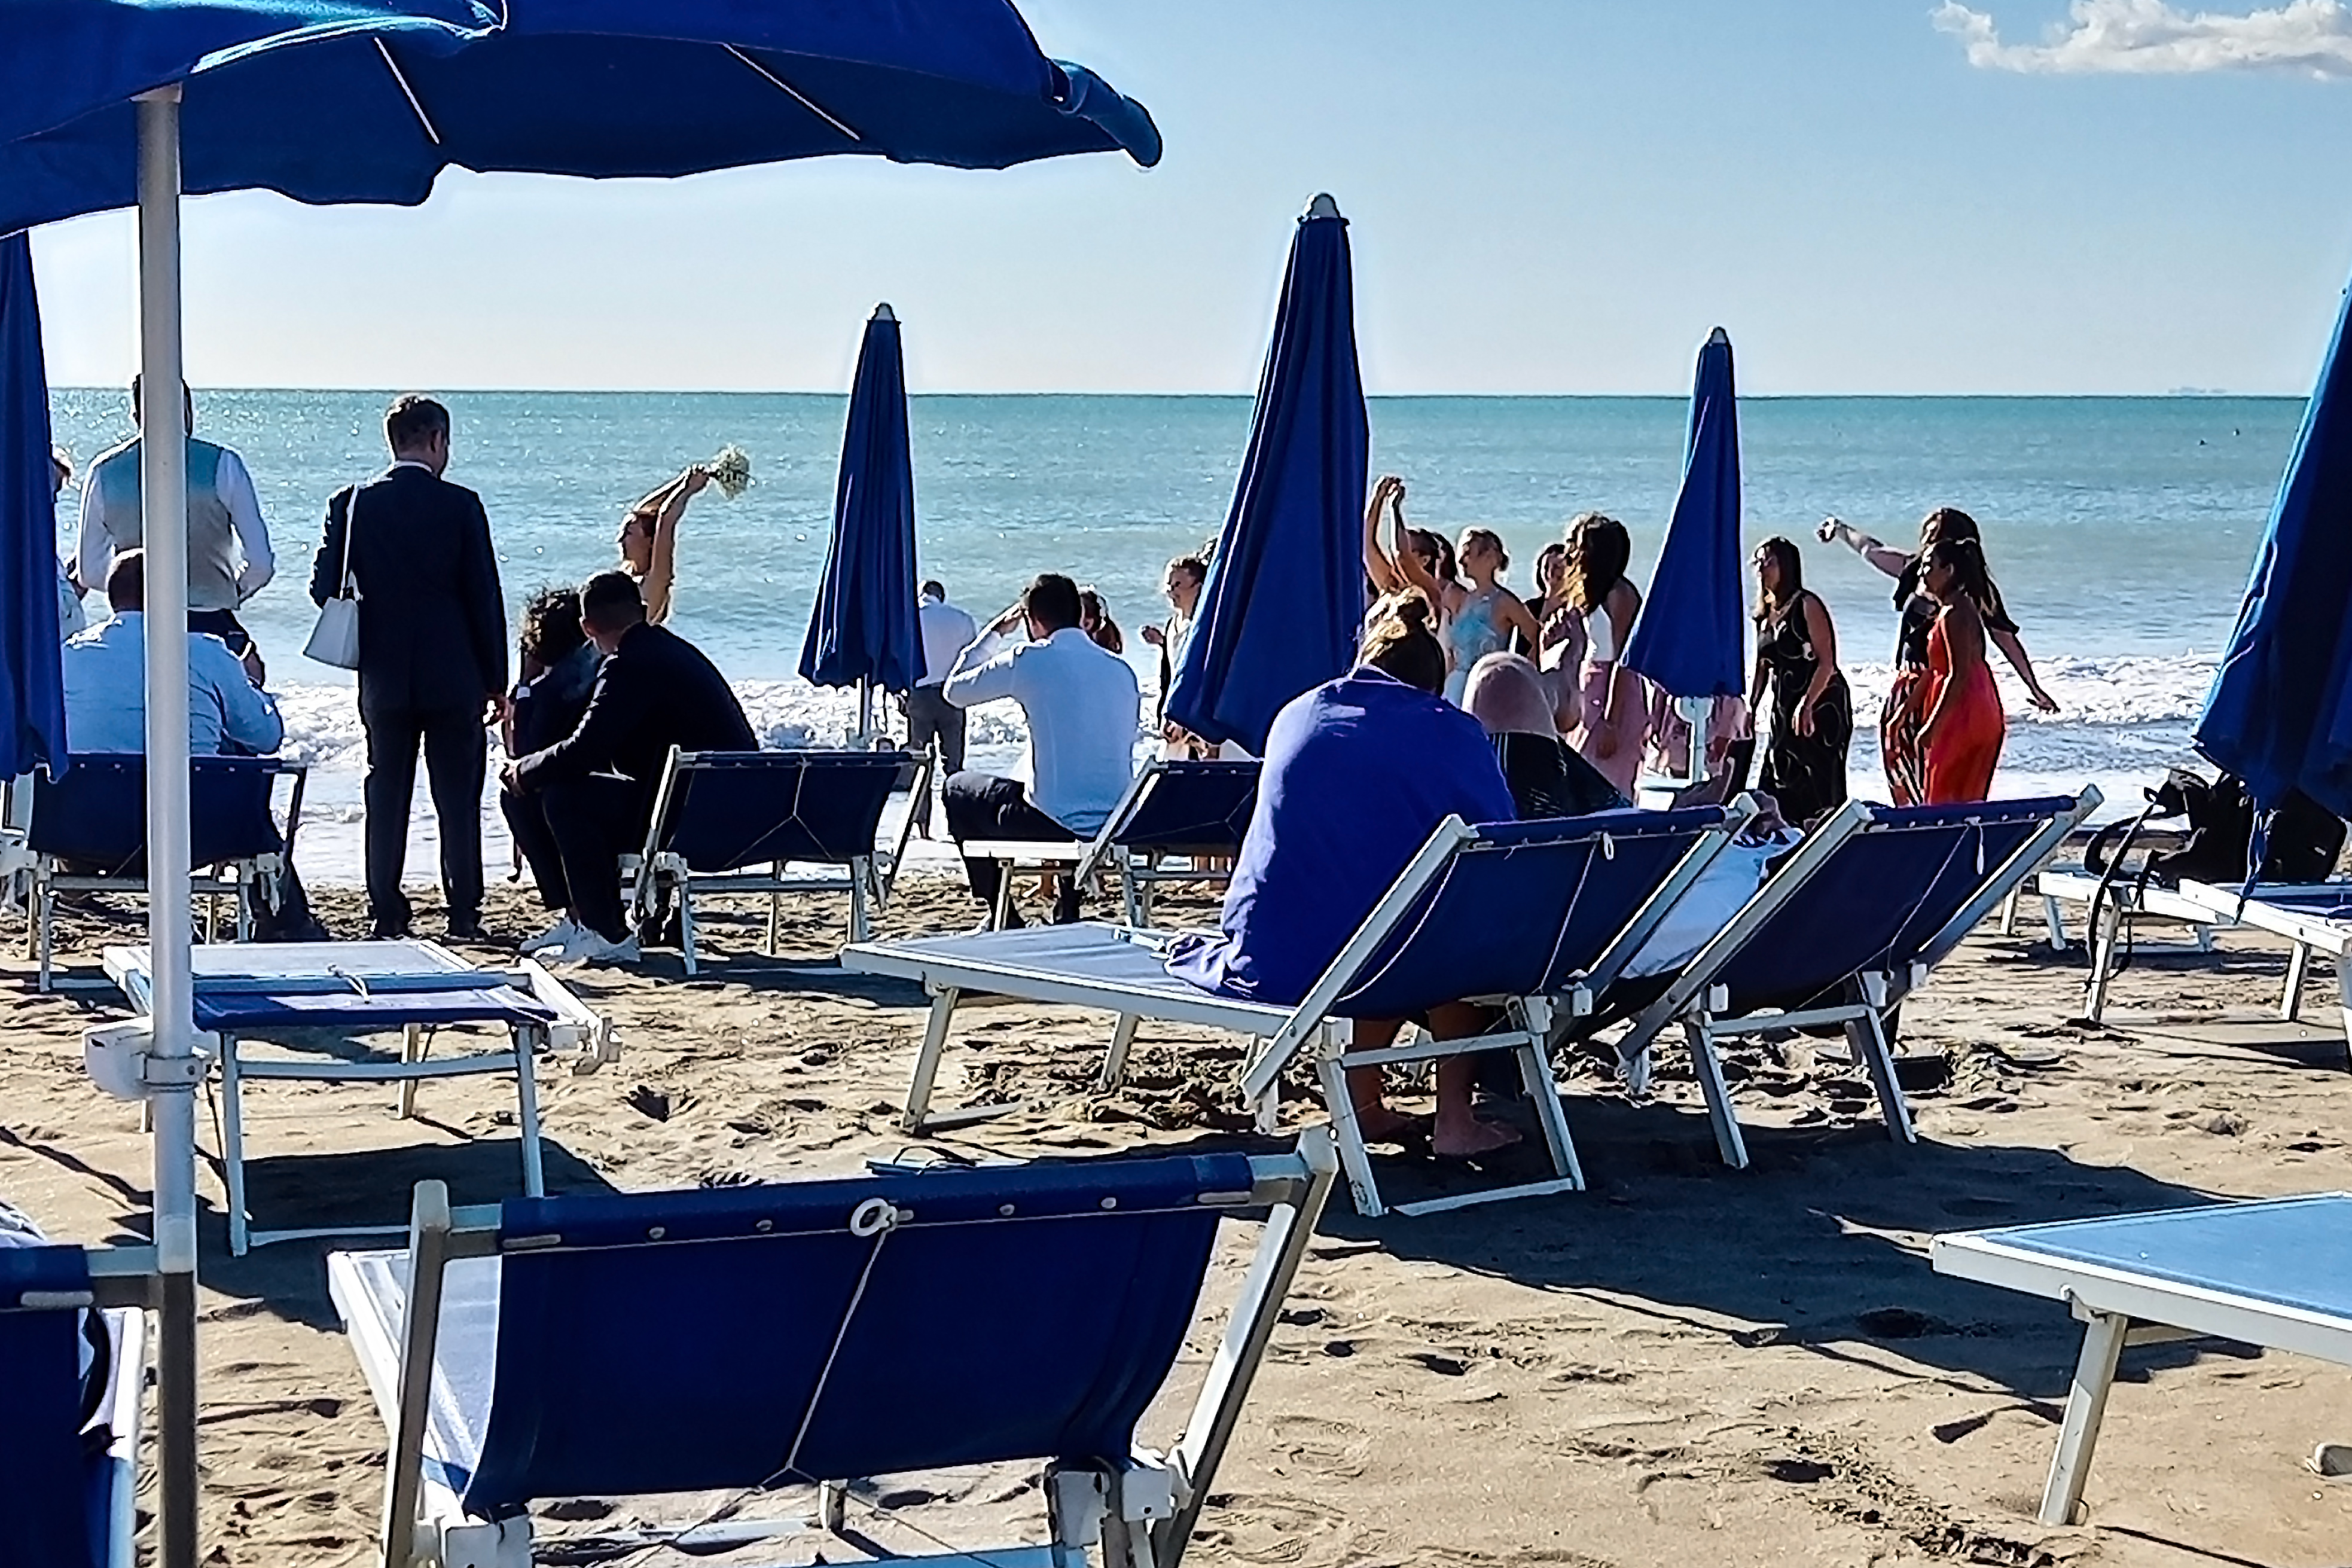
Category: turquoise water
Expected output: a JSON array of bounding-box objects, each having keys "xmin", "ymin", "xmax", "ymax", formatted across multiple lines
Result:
[{"xmin": 43, "ymin": 390, "xmax": 2304, "ymax": 875}]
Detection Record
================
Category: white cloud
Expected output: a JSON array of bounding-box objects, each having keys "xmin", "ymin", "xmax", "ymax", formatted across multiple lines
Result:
[{"xmin": 1933, "ymin": 0, "xmax": 2352, "ymax": 76}]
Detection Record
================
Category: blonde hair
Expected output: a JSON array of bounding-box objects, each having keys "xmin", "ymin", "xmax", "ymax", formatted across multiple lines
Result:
[{"xmin": 1360, "ymin": 591, "xmax": 1447, "ymax": 694}]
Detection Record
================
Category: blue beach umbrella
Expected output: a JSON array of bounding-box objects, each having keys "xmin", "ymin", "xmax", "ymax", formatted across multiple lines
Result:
[
  {"xmin": 2195, "ymin": 280, "xmax": 2352, "ymax": 818},
  {"xmin": 801, "ymin": 303, "xmax": 921, "ymax": 739},
  {"xmin": 0, "ymin": 236, "xmax": 67, "ymax": 782},
  {"xmin": 1624, "ymin": 327, "xmax": 1746, "ymax": 717},
  {"xmin": 1168, "ymin": 194, "xmax": 1370, "ymax": 756},
  {"xmin": 5, "ymin": 9, "xmax": 1156, "ymax": 1566}
]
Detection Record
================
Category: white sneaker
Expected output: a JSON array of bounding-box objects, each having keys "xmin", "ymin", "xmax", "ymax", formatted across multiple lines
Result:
[
  {"xmin": 559, "ymin": 930, "xmax": 640, "ymax": 968},
  {"xmin": 522, "ymin": 915, "xmax": 583, "ymax": 954}
]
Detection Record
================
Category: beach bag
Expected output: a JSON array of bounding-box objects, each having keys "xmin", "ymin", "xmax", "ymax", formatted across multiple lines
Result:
[
  {"xmin": 2137, "ymin": 771, "xmax": 2344, "ymax": 887},
  {"xmin": 303, "ymin": 490, "xmax": 362, "ymax": 669}
]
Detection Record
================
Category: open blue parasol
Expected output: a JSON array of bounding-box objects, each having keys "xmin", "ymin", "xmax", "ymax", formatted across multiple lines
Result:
[
  {"xmin": 0, "ymin": 235, "xmax": 68, "ymax": 782},
  {"xmin": 2195, "ymin": 278, "xmax": 2352, "ymax": 817},
  {"xmin": 801, "ymin": 303, "xmax": 921, "ymax": 739},
  {"xmin": 1167, "ymin": 194, "xmax": 1369, "ymax": 756}
]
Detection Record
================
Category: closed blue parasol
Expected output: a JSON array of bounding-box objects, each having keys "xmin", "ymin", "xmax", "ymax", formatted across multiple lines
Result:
[
  {"xmin": 2195, "ymin": 280, "xmax": 2352, "ymax": 817},
  {"xmin": 1167, "ymin": 194, "xmax": 1369, "ymax": 756},
  {"xmin": 801, "ymin": 303, "xmax": 921, "ymax": 737},
  {"xmin": 5, "ymin": 9, "xmax": 1155, "ymax": 1565},
  {"xmin": 0, "ymin": 236, "xmax": 66, "ymax": 780},
  {"xmin": 1624, "ymin": 327, "xmax": 1745, "ymax": 704},
  {"xmin": 0, "ymin": 0, "xmax": 1159, "ymax": 234}
]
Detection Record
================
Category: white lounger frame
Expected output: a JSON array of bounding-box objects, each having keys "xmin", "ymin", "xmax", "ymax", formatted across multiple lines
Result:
[
  {"xmin": 10, "ymin": 1245, "xmax": 158, "ymax": 1568},
  {"xmin": 626, "ymin": 745, "xmax": 932, "ymax": 972},
  {"xmin": 1930, "ymin": 1194, "xmax": 2352, "ymax": 1526},
  {"xmin": 99, "ymin": 941, "xmax": 615, "ymax": 1255},
  {"xmin": 850, "ymin": 802, "xmax": 1754, "ymax": 1218},
  {"xmin": 2035, "ymin": 868, "xmax": 2252, "ymax": 1024},
  {"xmin": 2174, "ymin": 878, "xmax": 2352, "ymax": 1070},
  {"xmin": 331, "ymin": 1133, "xmax": 1338, "ymax": 1568},
  {"xmin": 1616, "ymin": 791, "xmax": 2098, "ymax": 1170},
  {"xmin": 966, "ymin": 761, "xmax": 1249, "ymax": 931}
]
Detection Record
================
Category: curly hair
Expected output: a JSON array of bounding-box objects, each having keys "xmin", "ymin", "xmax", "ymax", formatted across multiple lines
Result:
[
  {"xmin": 1563, "ymin": 513, "xmax": 1630, "ymax": 612},
  {"xmin": 520, "ymin": 585, "xmax": 585, "ymax": 663}
]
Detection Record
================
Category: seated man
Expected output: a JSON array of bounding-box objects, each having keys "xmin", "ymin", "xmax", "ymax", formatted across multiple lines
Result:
[
  {"xmin": 500, "ymin": 587, "xmax": 601, "ymax": 950},
  {"xmin": 505, "ymin": 571, "xmax": 755, "ymax": 965},
  {"xmin": 63, "ymin": 548, "xmax": 283, "ymax": 756},
  {"xmin": 1168, "ymin": 592, "xmax": 1522, "ymax": 1158},
  {"xmin": 941, "ymin": 572, "xmax": 1141, "ymax": 925}
]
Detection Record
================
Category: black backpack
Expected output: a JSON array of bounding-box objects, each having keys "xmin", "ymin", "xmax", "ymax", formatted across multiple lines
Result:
[{"xmin": 2088, "ymin": 768, "xmax": 2345, "ymax": 889}]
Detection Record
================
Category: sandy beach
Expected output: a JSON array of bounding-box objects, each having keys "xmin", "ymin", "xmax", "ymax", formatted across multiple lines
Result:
[{"xmin": 1, "ymin": 874, "xmax": 2346, "ymax": 1567}]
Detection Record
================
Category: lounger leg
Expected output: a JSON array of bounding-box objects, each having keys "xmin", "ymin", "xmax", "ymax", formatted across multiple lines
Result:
[
  {"xmin": 2083, "ymin": 899, "xmax": 2123, "ymax": 1023},
  {"xmin": 396, "ymin": 1024, "xmax": 425, "ymax": 1119},
  {"xmin": 2043, "ymin": 892, "xmax": 2066, "ymax": 950},
  {"xmin": 1098, "ymin": 1013, "xmax": 1142, "ymax": 1094},
  {"xmin": 903, "ymin": 987, "xmax": 960, "ymax": 1133},
  {"xmin": 2000, "ymin": 886, "xmax": 2020, "ymax": 938},
  {"xmin": 1316, "ymin": 1036, "xmax": 1386, "ymax": 1219},
  {"xmin": 679, "ymin": 886, "xmax": 699, "ymax": 978},
  {"xmin": 819, "ymin": 1479, "xmax": 847, "ymax": 1535},
  {"xmin": 847, "ymin": 870, "xmax": 869, "ymax": 947},
  {"xmin": 222, "ymin": 1041, "xmax": 251, "ymax": 1257},
  {"xmin": 515, "ymin": 1030, "xmax": 546, "ymax": 1198},
  {"xmin": 33, "ymin": 864, "xmax": 51, "ymax": 992},
  {"xmin": 1849, "ymin": 995, "xmax": 1916, "ymax": 1145},
  {"xmin": 770, "ymin": 865, "xmax": 785, "ymax": 956},
  {"xmin": 1514, "ymin": 999, "xmax": 1584, "ymax": 1190},
  {"xmin": 2337, "ymin": 961, "xmax": 2352, "ymax": 1076},
  {"xmin": 2041, "ymin": 1308, "xmax": 2128, "ymax": 1526},
  {"xmin": 992, "ymin": 865, "xmax": 1014, "ymax": 931},
  {"xmin": 2282, "ymin": 941, "xmax": 2311, "ymax": 1023},
  {"xmin": 1685, "ymin": 1019, "xmax": 1749, "ymax": 1170},
  {"xmin": 383, "ymin": 1182, "xmax": 454, "ymax": 1568}
]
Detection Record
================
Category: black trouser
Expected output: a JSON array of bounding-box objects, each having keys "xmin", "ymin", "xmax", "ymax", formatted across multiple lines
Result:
[
  {"xmin": 501, "ymin": 787, "xmax": 568, "ymax": 911},
  {"xmin": 944, "ymin": 770, "xmax": 1077, "ymax": 923},
  {"xmin": 539, "ymin": 775, "xmax": 652, "ymax": 941},
  {"xmin": 187, "ymin": 608, "xmax": 251, "ymax": 657},
  {"xmin": 906, "ymin": 685, "xmax": 967, "ymax": 775},
  {"xmin": 361, "ymin": 703, "xmax": 486, "ymax": 934}
]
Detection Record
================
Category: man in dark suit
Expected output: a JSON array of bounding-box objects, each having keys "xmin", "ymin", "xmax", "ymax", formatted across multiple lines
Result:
[
  {"xmin": 506, "ymin": 571, "xmax": 755, "ymax": 964},
  {"xmin": 310, "ymin": 395, "xmax": 507, "ymax": 939}
]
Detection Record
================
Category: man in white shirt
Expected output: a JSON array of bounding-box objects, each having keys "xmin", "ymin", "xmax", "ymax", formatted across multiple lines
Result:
[
  {"xmin": 73, "ymin": 376, "xmax": 274, "ymax": 655},
  {"xmin": 942, "ymin": 572, "xmax": 1140, "ymax": 925},
  {"xmin": 62, "ymin": 550, "xmax": 284, "ymax": 757},
  {"xmin": 908, "ymin": 578, "xmax": 978, "ymax": 832}
]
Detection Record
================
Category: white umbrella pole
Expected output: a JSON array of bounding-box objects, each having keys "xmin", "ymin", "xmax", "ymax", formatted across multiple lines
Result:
[
  {"xmin": 858, "ymin": 678, "xmax": 873, "ymax": 745},
  {"xmin": 1676, "ymin": 694, "xmax": 1712, "ymax": 787},
  {"xmin": 135, "ymin": 85, "xmax": 200, "ymax": 1568}
]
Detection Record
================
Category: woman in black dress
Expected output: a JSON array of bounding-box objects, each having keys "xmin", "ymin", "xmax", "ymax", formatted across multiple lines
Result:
[{"xmin": 1745, "ymin": 536, "xmax": 1852, "ymax": 826}]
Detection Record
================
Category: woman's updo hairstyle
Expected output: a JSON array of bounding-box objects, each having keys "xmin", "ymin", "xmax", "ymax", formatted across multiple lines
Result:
[{"xmin": 1360, "ymin": 590, "xmax": 1448, "ymax": 694}]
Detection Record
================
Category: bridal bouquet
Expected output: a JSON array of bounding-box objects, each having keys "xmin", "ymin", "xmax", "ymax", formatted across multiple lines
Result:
[{"xmin": 706, "ymin": 444, "xmax": 754, "ymax": 499}]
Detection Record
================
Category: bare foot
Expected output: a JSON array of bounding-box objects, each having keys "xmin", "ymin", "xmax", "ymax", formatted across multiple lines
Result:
[
  {"xmin": 1432, "ymin": 1116, "xmax": 1522, "ymax": 1160},
  {"xmin": 1353, "ymin": 1106, "xmax": 1430, "ymax": 1142}
]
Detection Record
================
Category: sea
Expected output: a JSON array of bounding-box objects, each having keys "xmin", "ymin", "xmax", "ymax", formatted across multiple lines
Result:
[{"xmin": 45, "ymin": 389, "xmax": 2296, "ymax": 886}]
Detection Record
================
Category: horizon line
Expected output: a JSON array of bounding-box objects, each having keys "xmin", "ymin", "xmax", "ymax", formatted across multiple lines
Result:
[{"xmin": 44, "ymin": 385, "xmax": 2305, "ymax": 400}]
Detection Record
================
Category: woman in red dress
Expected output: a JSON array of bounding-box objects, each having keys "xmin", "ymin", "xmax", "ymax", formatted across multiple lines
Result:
[{"xmin": 1916, "ymin": 537, "xmax": 2006, "ymax": 803}]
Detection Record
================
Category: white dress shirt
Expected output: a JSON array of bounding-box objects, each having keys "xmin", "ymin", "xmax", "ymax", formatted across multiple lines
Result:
[
  {"xmin": 917, "ymin": 595, "xmax": 980, "ymax": 688},
  {"xmin": 943, "ymin": 625, "xmax": 1140, "ymax": 834},
  {"xmin": 62, "ymin": 612, "xmax": 285, "ymax": 756}
]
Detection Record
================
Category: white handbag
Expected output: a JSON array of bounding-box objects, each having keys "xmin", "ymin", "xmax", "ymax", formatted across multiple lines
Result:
[{"xmin": 303, "ymin": 488, "xmax": 362, "ymax": 669}]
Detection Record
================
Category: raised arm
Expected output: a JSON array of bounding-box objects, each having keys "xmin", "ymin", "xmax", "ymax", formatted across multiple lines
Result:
[
  {"xmin": 640, "ymin": 465, "xmax": 707, "ymax": 627},
  {"xmin": 1817, "ymin": 517, "xmax": 1913, "ymax": 581},
  {"xmin": 1493, "ymin": 587, "xmax": 1542, "ymax": 652},
  {"xmin": 1362, "ymin": 475, "xmax": 1404, "ymax": 594},
  {"xmin": 1389, "ymin": 502, "xmax": 1443, "ymax": 600}
]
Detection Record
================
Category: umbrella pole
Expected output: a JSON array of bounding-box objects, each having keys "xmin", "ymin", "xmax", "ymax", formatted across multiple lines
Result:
[
  {"xmin": 1676, "ymin": 695, "xmax": 1711, "ymax": 788},
  {"xmin": 136, "ymin": 86, "xmax": 201, "ymax": 1568},
  {"xmin": 858, "ymin": 678, "xmax": 873, "ymax": 746}
]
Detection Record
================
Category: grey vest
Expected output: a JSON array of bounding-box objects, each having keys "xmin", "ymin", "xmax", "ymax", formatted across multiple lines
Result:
[{"xmin": 87, "ymin": 438, "xmax": 245, "ymax": 610}]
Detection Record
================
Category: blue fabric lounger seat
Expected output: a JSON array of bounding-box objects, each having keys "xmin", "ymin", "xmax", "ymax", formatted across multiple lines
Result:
[
  {"xmin": 966, "ymin": 759, "xmax": 1261, "ymax": 931},
  {"xmin": 1615, "ymin": 791, "xmax": 2099, "ymax": 1170},
  {"xmin": 1932, "ymin": 1192, "xmax": 2352, "ymax": 1526},
  {"xmin": 847, "ymin": 803, "xmax": 1754, "ymax": 1217},
  {"xmin": 100, "ymin": 939, "xmax": 614, "ymax": 1256},
  {"xmin": 0, "ymin": 1242, "xmax": 155, "ymax": 1568},
  {"xmin": 22, "ymin": 753, "xmax": 304, "ymax": 990},
  {"xmin": 2173, "ymin": 878, "xmax": 2352, "ymax": 1068},
  {"xmin": 328, "ymin": 1134, "xmax": 1337, "ymax": 1568},
  {"xmin": 628, "ymin": 746, "xmax": 928, "ymax": 971}
]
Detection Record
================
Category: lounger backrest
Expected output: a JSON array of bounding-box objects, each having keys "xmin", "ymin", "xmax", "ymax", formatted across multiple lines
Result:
[
  {"xmin": 654, "ymin": 750, "xmax": 906, "ymax": 873},
  {"xmin": 1712, "ymin": 797, "xmax": 2071, "ymax": 1012},
  {"xmin": 459, "ymin": 1151, "xmax": 1252, "ymax": 1515},
  {"xmin": 1112, "ymin": 761, "xmax": 1259, "ymax": 854},
  {"xmin": 0, "ymin": 1244, "xmax": 102, "ymax": 1568},
  {"xmin": 28, "ymin": 754, "xmax": 283, "ymax": 870},
  {"xmin": 1335, "ymin": 807, "xmax": 1727, "ymax": 1019}
]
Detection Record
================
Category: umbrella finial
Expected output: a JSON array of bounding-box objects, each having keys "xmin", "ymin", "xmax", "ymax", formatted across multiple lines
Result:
[
  {"xmin": 873, "ymin": 302, "xmax": 896, "ymax": 322},
  {"xmin": 1707, "ymin": 325, "xmax": 1729, "ymax": 345},
  {"xmin": 1304, "ymin": 193, "xmax": 1340, "ymax": 219}
]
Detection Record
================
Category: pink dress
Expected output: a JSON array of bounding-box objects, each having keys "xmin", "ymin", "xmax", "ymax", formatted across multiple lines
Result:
[{"xmin": 1570, "ymin": 605, "xmax": 1646, "ymax": 797}]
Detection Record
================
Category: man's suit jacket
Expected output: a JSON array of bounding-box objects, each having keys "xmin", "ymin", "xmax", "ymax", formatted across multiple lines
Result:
[
  {"xmin": 514, "ymin": 622, "xmax": 756, "ymax": 793},
  {"xmin": 310, "ymin": 463, "xmax": 507, "ymax": 715}
]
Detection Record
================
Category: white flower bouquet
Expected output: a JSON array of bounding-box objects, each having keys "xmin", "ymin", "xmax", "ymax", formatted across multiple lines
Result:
[{"xmin": 706, "ymin": 444, "xmax": 754, "ymax": 499}]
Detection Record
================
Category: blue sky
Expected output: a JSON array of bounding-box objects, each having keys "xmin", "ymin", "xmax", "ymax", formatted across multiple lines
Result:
[{"xmin": 32, "ymin": 1, "xmax": 2352, "ymax": 394}]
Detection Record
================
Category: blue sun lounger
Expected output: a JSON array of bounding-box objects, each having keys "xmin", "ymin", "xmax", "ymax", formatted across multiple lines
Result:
[
  {"xmin": 1615, "ymin": 791, "xmax": 2099, "ymax": 1169},
  {"xmin": 1932, "ymin": 1193, "xmax": 2352, "ymax": 1525},
  {"xmin": 965, "ymin": 759, "xmax": 1260, "ymax": 930},
  {"xmin": 98, "ymin": 939, "xmax": 614, "ymax": 1255},
  {"xmin": 2173, "ymin": 879, "xmax": 2352, "ymax": 1069},
  {"xmin": 849, "ymin": 803, "xmax": 1755, "ymax": 1217},
  {"xmin": 25, "ymin": 753, "xmax": 305, "ymax": 990},
  {"xmin": 626, "ymin": 747, "xmax": 929, "ymax": 971},
  {"xmin": 329, "ymin": 1134, "xmax": 1337, "ymax": 1568},
  {"xmin": 0, "ymin": 1242, "xmax": 155, "ymax": 1568}
]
